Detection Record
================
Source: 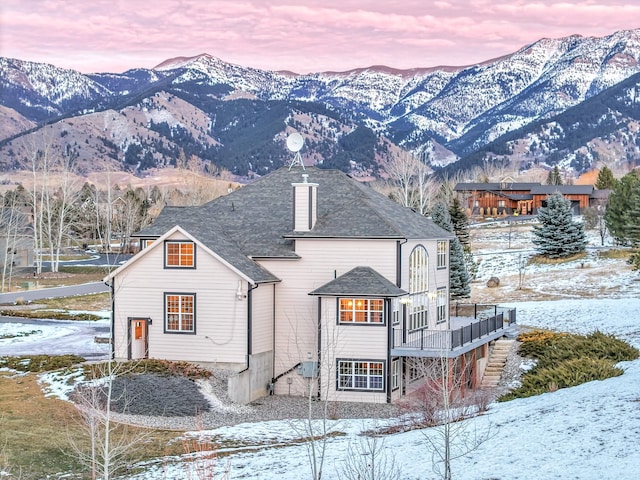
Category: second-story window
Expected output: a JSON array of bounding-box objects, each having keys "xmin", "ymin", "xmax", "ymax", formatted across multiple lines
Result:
[
  {"xmin": 437, "ymin": 241, "xmax": 447, "ymax": 269},
  {"xmin": 339, "ymin": 298, "xmax": 384, "ymax": 324},
  {"xmin": 165, "ymin": 241, "xmax": 195, "ymax": 268},
  {"xmin": 409, "ymin": 245, "xmax": 429, "ymax": 330}
]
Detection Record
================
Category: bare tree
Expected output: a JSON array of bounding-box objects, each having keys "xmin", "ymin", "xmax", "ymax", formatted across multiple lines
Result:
[
  {"xmin": 68, "ymin": 360, "xmax": 149, "ymax": 480},
  {"xmin": 112, "ymin": 187, "xmax": 150, "ymax": 253},
  {"xmin": 0, "ymin": 190, "xmax": 29, "ymax": 292},
  {"xmin": 21, "ymin": 131, "xmax": 80, "ymax": 272},
  {"xmin": 403, "ymin": 356, "xmax": 495, "ymax": 480},
  {"xmin": 337, "ymin": 431, "xmax": 402, "ymax": 480},
  {"xmin": 384, "ymin": 151, "xmax": 438, "ymax": 215},
  {"xmin": 283, "ymin": 308, "xmax": 344, "ymax": 480}
]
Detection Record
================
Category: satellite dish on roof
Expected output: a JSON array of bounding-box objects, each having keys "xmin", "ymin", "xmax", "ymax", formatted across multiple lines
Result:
[
  {"xmin": 286, "ymin": 132, "xmax": 306, "ymax": 170},
  {"xmin": 286, "ymin": 132, "xmax": 304, "ymax": 152}
]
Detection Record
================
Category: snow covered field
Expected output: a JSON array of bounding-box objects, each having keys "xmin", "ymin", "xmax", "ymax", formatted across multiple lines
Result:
[{"xmin": 2, "ymin": 222, "xmax": 640, "ymax": 479}]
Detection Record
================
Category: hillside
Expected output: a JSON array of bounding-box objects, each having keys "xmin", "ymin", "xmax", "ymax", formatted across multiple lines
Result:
[{"xmin": 1, "ymin": 29, "xmax": 640, "ymax": 180}]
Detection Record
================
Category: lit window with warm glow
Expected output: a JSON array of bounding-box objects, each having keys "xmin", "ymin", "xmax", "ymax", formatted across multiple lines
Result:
[
  {"xmin": 339, "ymin": 298, "xmax": 384, "ymax": 324},
  {"xmin": 165, "ymin": 241, "xmax": 195, "ymax": 268},
  {"xmin": 165, "ymin": 293, "xmax": 195, "ymax": 333}
]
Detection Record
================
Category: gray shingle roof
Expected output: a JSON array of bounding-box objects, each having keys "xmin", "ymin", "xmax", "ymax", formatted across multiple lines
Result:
[
  {"xmin": 308, "ymin": 266, "xmax": 407, "ymax": 297},
  {"xmin": 136, "ymin": 166, "xmax": 452, "ymax": 277}
]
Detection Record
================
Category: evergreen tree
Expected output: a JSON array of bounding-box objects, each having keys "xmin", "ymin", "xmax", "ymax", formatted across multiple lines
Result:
[
  {"xmin": 449, "ymin": 197, "xmax": 480, "ymax": 279},
  {"xmin": 431, "ymin": 201, "xmax": 470, "ymax": 298},
  {"xmin": 604, "ymin": 170, "xmax": 640, "ymax": 246},
  {"xmin": 546, "ymin": 165, "xmax": 563, "ymax": 185},
  {"xmin": 532, "ymin": 193, "xmax": 586, "ymax": 258},
  {"xmin": 449, "ymin": 198, "xmax": 470, "ymax": 249},
  {"xmin": 595, "ymin": 166, "xmax": 615, "ymax": 190}
]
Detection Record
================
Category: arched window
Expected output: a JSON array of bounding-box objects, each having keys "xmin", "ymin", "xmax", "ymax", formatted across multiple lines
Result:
[
  {"xmin": 409, "ymin": 245, "xmax": 428, "ymax": 330},
  {"xmin": 409, "ymin": 245, "xmax": 428, "ymax": 294}
]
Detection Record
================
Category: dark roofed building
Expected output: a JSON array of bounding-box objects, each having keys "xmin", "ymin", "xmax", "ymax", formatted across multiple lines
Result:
[{"xmin": 455, "ymin": 181, "xmax": 599, "ymax": 216}]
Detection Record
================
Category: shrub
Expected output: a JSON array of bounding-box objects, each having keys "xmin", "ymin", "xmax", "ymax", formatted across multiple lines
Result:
[
  {"xmin": 0, "ymin": 309, "xmax": 103, "ymax": 321},
  {"xmin": 500, "ymin": 358, "xmax": 624, "ymax": 401},
  {"xmin": 0, "ymin": 354, "xmax": 85, "ymax": 372},
  {"xmin": 83, "ymin": 359, "xmax": 212, "ymax": 380},
  {"xmin": 499, "ymin": 330, "xmax": 638, "ymax": 401}
]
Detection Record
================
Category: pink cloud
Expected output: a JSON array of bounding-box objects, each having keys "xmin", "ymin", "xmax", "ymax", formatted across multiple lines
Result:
[{"xmin": 1, "ymin": 0, "xmax": 639, "ymax": 74}]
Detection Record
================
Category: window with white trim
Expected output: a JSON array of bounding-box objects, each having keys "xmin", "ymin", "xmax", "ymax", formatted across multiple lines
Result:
[
  {"xmin": 409, "ymin": 245, "xmax": 428, "ymax": 293},
  {"xmin": 391, "ymin": 358, "xmax": 401, "ymax": 390},
  {"xmin": 337, "ymin": 360, "xmax": 384, "ymax": 391},
  {"xmin": 437, "ymin": 288, "xmax": 447, "ymax": 324},
  {"xmin": 339, "ymin": 298, "xmax": 384, "ymax": 324},
  {"xmin": 391, "ymin": 298, "xmax": 400, "ymax": 326},
  {"xmin": 409, "ymin": 245, "xmax": 429, "ymax": 330},
  {"xmin": 437, "ymin": 240, "xmax": 447, "ymax": 269},
  {"xmin": 165, "ymin": 293, "xmax": 195, "ymax": 333},
  {"xmin": 165, "ymin": 241, "xmax": 195, "ymax": 268}
]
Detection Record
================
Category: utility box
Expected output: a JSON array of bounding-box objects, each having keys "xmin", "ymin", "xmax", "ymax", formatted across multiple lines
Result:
[{"xmin": 298, "ymin": 361, "xmax": 318, "ymax": 378}]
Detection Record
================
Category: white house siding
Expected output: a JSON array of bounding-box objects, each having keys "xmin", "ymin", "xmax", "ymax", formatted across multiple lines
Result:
[
  {"xmin": 318, "ymin": 297, "xmax": 390, "ymax": 404},
  {"xmin": 250, "ymin": 283, "xmax": 275, "ymax": 355},
  {"xmin": 258, "ymin": 238, "xmax": 397, "ymax": 396},
  {"xmin": 400, "ymin": 239, "xmax": 450, "ymax": 331},
  {"xmin": 112, "ymin": 233, "xmax": 249, "ymax": 366}
]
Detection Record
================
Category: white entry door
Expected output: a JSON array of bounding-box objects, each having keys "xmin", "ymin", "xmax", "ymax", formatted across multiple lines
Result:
[{"xmin": 130, "ymin": 318, "xmax": 148, "ymax": 359}]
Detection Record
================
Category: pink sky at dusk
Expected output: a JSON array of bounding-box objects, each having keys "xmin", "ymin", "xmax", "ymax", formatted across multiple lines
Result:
[{"xmin": 2, "ymin": 1, "xmax": 639, "ymax": 74}]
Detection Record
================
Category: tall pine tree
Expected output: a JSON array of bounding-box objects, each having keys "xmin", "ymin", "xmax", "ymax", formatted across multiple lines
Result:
[
  {"xmin": 532, "ymin": 193, "xmax": 586, "ymax": 258},
  {"xmin": 448, "ymin": 197, "xmax": 470, "ymax": 249},
  {"xmin": 595, "ymin": 166, "xmax": 615, "ymax": 190},
  {"xmin": 431, "ymin": 201, "xmax": 470, "ymax": 298},
  {"xmin": 604, "ymin": 170, "xmax": 640, "ymax": 246},
  {"xmin": 449, "ymin": 197, "xmax": 480, "ymax": 279},
  {"xmin": 546, "ymin": 165, "xmax": 563, "ymax": 185}
]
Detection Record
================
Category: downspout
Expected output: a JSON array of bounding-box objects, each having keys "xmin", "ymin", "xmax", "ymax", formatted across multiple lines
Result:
[
  {"xmin": 316, "ymin": 296, "xmax": 322, "ymax": 399},
  {"xmin": 239, "ymin": 282, "xmax": 258, "ymax": 374},
  {"xmin": 386, "ymin": 298, "xmax": 392, "ymax": 403},
  {"xmin": 396, "ymin": 238, "xmax": 408, "ymax": 397},
  {"xmin": 272, "ymin": 284, "xmax": 276, "ymax": 387},
  {"xmin": 396, "ymin": 238, "xmax": 408, "ymax": 287},
  {"xmin": 107, "ymin": 279, "xmax": 115, "ymax": 360}
]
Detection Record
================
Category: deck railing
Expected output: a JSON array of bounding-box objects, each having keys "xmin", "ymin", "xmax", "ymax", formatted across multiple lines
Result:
[{"xmin": 392, "ymin": 304, "xmax": 516, "ymax": 353}]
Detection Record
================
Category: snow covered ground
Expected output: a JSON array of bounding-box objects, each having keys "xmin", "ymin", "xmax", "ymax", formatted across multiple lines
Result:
[{"xmin": 2, "ymin": 222, "xmax": 640, "ymax": 479}]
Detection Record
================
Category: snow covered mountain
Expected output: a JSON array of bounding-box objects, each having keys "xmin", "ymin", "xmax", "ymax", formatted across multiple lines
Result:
[{"xmin": 1, "ymin": 29, "xmax": 639, "ymax": 177}]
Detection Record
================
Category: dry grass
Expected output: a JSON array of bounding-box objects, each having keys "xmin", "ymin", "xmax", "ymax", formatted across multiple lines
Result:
[{"xmin": 0, "ymin": 372, "xmax": 183, "ymax": 479}]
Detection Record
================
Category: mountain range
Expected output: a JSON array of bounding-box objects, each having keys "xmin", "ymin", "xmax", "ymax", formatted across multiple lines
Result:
[{"xmin": 1, "ymin": 28, "xmax": 640, "ymax": 180}]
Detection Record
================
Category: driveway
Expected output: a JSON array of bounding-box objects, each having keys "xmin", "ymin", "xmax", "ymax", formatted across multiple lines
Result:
[{"xmin": 0, "ymin": 282, "xmax": 109, "ymax": 305}]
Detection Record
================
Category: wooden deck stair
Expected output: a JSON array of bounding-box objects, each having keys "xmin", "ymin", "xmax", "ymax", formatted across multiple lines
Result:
[{"xmin": 480, "ymin": 338, "xmax": 515, "ymax": 388}]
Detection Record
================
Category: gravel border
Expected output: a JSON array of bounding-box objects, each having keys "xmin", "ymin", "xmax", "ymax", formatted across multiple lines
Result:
[{"xmin": 107, "ymin": 337, "xmax": 528, "ymax": 432}]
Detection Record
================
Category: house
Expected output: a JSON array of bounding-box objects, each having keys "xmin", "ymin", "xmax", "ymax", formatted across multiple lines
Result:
[
  {"xmin": 454, "ymin": 182, "xmax": 596, "ymax": 216},
  {"xmin": 106, "ymin": 167, "xmax": 515, "ymax": 404}
]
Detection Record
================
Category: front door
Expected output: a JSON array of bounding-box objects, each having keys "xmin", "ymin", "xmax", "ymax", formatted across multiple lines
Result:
[{"xmin": 129, "ymin": 318, "xmax": 148, "ymax": 359}]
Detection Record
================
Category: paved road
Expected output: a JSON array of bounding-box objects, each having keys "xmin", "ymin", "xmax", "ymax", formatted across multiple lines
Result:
[{"xmin": 0, "ymin": 282, "xmax": 109, "ymax": 305}]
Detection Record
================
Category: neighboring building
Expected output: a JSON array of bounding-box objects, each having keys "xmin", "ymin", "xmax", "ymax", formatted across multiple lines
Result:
[
  {"xmin": 106, "ymin": 167, "xmax": 514, "ymax": 404},
  {"xmin": 454, "ymin": 182, "xmax": 597, "ymax": 216}
]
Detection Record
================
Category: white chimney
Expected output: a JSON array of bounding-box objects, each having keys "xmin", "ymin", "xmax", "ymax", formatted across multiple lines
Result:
[{"xmin": 292, "ymin": 174, "xmax": 318, "ymax": 231}]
